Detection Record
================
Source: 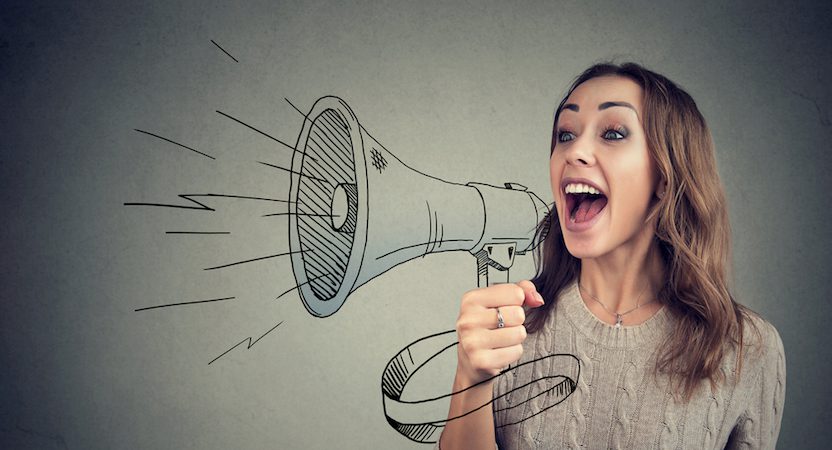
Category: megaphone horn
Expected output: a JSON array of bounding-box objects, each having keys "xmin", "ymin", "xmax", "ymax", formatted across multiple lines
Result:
[{"xmin": 288, "ymin": 96, "xmax": 549, "ymax": 317}]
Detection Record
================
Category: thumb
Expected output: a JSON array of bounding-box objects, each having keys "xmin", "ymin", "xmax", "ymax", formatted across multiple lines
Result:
[{"xmin": 516, "ymin": 280, "xmax": 544, "ymax": 308}]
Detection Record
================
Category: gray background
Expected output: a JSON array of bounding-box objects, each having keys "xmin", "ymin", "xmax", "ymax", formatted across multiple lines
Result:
[{"xmin": 2, "ymin": 0, "xmax": 830, "ymax": 448}]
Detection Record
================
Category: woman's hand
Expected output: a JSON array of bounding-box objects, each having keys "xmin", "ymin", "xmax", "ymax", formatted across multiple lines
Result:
[{"xmin": 454, "ymin": 280, "xmax": 545, "ymax": 386}]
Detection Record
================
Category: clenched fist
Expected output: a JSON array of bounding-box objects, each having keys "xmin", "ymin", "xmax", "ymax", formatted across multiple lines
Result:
[{"xmin": 454, "ymin": 280, "xmax": 545, "ymax": 386}]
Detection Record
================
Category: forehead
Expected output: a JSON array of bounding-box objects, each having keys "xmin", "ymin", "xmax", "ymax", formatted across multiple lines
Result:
[{"xmin": 564, "ymin": 75, "xmax": 644, "ymax": 112}]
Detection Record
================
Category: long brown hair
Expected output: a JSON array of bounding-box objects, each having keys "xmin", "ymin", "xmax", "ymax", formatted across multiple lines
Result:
[{"xmin": 527, "ymin": 62, "xmax": 754, "ymax": 399}]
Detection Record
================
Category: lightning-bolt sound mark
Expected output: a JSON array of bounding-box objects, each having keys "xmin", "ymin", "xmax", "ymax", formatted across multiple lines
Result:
[
  {"xmin": 208, "ymin": 321, "xmax": 284, "ymax": 365},
  {"xmin": 124, "ymin": 194, "xmax": 216, "ymax": 211}
]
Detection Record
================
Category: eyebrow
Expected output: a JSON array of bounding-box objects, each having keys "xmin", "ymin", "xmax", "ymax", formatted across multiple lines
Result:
[
  {"xmin": 562, "ymin": 103, "xmax": 580, "ymax": 113},
  {"xmin": 599, "ymin": 101, "xmax": 638, "ymax": 117},
  {"xmin": 559, "ymin": 101, "xmax": 639, "ymax": 118}
]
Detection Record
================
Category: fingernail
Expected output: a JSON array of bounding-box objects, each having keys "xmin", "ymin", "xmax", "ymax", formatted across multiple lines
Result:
[{"xmin": 535, "ymin": 292, "xmax": 544, "ymax": 304}]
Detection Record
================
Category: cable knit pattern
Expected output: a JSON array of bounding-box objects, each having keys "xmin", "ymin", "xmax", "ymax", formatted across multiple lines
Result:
[{"xmin": 489, "ymin": 281, "xmax": 786, "ymax": 450}]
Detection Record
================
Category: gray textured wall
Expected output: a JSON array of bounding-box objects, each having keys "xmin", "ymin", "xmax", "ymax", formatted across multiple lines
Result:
[{"xmin": 2, "ymin": 1, "xmax": 830, "ymax": 448}]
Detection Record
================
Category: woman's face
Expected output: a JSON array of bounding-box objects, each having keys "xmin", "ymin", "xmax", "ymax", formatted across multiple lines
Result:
[{"xmin": 550, "ymin": 75, "xmax": 660, "ymax": 260}]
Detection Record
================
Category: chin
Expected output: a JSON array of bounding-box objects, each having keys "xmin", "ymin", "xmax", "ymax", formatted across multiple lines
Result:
[
  {"xmin": 557, "ymin": 217, "xmax": 601, "ymax": 259},
  {"xmin": 561, "ymin": 231, "xmax": 605, "ymax": 260},
  {"xmin": 564, "ymin": 242, "xmax": 602, "ymax": 260}
]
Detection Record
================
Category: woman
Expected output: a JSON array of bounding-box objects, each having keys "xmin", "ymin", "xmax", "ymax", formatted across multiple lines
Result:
[{"xmin": 439, "ymin": 63, "xmax": 786, "ymax": 449}]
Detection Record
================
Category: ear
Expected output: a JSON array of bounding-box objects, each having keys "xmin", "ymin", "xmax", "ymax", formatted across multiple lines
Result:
[{"xmin": 656, "ymin": 180, "xmax": 667, "ymax": 199}]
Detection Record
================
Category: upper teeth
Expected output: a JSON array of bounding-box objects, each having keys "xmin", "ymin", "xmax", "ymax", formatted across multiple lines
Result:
[{"xmin": 564, "ymin": 183, "xmax": 601, "ymax": 195}]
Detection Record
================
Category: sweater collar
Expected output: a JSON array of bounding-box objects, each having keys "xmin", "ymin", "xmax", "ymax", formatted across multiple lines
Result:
[{"xmin": 558, "ymin": 280, "xmax": 674, "ymax": 348}]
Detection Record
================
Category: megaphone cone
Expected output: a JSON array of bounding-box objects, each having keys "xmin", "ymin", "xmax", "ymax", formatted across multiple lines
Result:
[{"xmin": 288, "ymin": 96, "xmax": 548, "ymax": 317}]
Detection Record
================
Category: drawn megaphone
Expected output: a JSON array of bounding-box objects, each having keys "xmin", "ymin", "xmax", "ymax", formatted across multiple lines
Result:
[{"xmin": 288, "ymin": 96, "xmax": 549, "ymax": 317}]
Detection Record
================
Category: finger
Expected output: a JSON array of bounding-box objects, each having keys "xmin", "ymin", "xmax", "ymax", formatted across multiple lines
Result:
[
  {"xmin": 516, "ymin": 280, "xmax": 544, "ymax": 308},
  {"xmin": 488, "ymin": 305, "xmax": 525, "ymax": 329},
  {"xmin": 457, "ymin": 305, "xmax": 526, "ymax": 333},
  {"xmin": 488, "ymin": 344, "xmax": 524, "ymax": 369},
  {"xmin": 479, "ymin": 325, "xmax": 527, "ymax": 349},
  {"xmin": 470, "ymin": 344, "xmax": 524, "ymax": 372},
  {"xmin": 459, "ymin": 326, "xmax": 526, "ymax": 354},
  {"xmin": 462, "ymin": 283, "xmax": 525, "ymax": 309}
]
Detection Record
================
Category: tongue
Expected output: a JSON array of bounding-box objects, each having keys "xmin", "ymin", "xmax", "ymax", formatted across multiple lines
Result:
[{"xmin": 574, "ymin": 197, "xmax": 607, "ymax": 223}]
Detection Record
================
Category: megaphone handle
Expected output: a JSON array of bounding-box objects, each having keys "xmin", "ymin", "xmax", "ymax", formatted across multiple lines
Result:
[
  {"xmin": 476, "ymin": 253, "xmax": 509, "ymax": 287},
  {"xmin": 477, "ymin": 255, "xmax": 489, "ymax": 287}
]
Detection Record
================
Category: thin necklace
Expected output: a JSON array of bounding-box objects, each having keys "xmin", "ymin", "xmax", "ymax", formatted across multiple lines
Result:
[{"xmin": 578, "ymin": 282, "xmax": 656, "ymax": 329}]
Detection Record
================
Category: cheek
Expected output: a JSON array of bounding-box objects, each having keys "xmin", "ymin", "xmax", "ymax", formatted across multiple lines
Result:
[
  {"xmin": 633, "ymin": 157, "xmax": 659, "ymax": 200},
  {"xmin": 614, "ymin": 144, "xmax": 656, "ymax": 191},
  {"xmin": 611, "ymin": 161, "xmax": 657, "ymax": 218},
  {"xmin": 549, "ymin": 154, "xmax": 563, "ymax": 195}
]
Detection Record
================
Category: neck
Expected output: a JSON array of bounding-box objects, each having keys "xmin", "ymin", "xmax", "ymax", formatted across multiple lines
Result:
[{"xmin": 578, "ymin": 234, "xmax": 664, "ymax": 326}]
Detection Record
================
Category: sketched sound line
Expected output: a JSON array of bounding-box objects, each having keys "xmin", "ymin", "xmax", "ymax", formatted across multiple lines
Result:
[
  {"xmin": 276, "ymin": 273, "xmax": 333, "ymax": 301},
  {"xmin": 257, "ymin": 160, "xmax": 329, "ymax": 183},
  {"xmin": 284, "ymin": 97, "xmax": 308, "ymax": 120},
  {"xmin": 124, "ymin": 193, "xmax": 294, "ymax": 211},
  {"xmin": 126, "ymin": 44, "xmax": 309, "ymax": 373},
  {"xmin": 203, "ymin": 249, "xmax": 310, "ymax": 271},
  {"xmin": 134, "ymin": 296, "xmax": 237, "ymax": 312},
  {"xmin": 134, "ymin": 128, "xmax": 216, "ymax": 160},
  {"xmin": 210, "ymin": 39, "xmax": 239, "ymax": 63},
  {"xmin": 165, "ymin": 231, "xmax": 231, "ymax": 235},
  {"xmin": 216, "ymin": 109, "xmax": 317, "ymax": 162},
  {"xmin": 262, "ymin": 212, "xmax": 339, "ymax": 218}
]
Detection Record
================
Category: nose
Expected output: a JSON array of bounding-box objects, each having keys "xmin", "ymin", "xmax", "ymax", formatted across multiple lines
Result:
[{"xmin": 564, "ymin": 135, "xmax": 596, "ymax": 167}]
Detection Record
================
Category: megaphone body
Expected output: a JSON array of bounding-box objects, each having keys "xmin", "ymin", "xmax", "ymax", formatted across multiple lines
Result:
[{"xmin": 288, "ymin": 96, "xmax": 549, "ymax": 317}]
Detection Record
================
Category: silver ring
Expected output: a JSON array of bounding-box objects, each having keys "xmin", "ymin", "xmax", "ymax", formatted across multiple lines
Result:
[{"xmin": 496, "ymin": 307, "xmax": 505, "ymax": 328}]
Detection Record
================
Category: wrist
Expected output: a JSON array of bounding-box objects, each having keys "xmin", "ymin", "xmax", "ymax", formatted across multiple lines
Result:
[{"xmin": 453, "ymin": 368, "xmax": 494, "ymax": 395}]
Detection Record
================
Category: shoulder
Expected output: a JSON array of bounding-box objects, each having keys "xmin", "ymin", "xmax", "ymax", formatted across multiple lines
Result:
[
  {"xmin": 720, "ymin": 310, "xmax": 787, "ymax": 446},
  {"xmin": 727, "ymin": 309, "xmax": 786, "ymax": 404},
  {"xmin": 739, "ymin": 310, "xmax": 785, "ymax": 370}
]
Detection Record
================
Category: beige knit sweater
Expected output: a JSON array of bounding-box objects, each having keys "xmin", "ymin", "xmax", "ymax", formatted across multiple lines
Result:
[{"xmin": 489, "ymin": 281, "xmax": 786, "ymax": 449}]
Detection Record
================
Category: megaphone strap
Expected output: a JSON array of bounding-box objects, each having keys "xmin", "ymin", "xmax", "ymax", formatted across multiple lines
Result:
[{"xmin": 381, "ymin": 330, "xmax": 581, "ymax": 444}]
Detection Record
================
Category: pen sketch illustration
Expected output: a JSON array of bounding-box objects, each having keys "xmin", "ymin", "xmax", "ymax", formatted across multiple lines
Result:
[{"xmin": 124, "ymin": 39, "xmax": 579, "ymax": 444}]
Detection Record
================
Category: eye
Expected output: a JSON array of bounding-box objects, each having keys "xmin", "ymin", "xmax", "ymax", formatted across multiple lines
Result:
[
  {"xmin": 557, "ymin": 130, "xmax": 576, "ymax": 143},
  {"xmin": 602, "ymin": 125, "xmax": 628, "ymax": 140}
]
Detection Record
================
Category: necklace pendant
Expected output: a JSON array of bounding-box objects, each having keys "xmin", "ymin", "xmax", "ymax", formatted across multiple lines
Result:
[{"xmin": 615, "ymin": 314, "xmax": 623, "ymax": 329}]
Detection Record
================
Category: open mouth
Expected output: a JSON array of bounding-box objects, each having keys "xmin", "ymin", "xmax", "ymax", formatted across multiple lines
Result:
[{"xmin": 563, "ymin": 182, "xmax": 608, "ymax": 224}]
